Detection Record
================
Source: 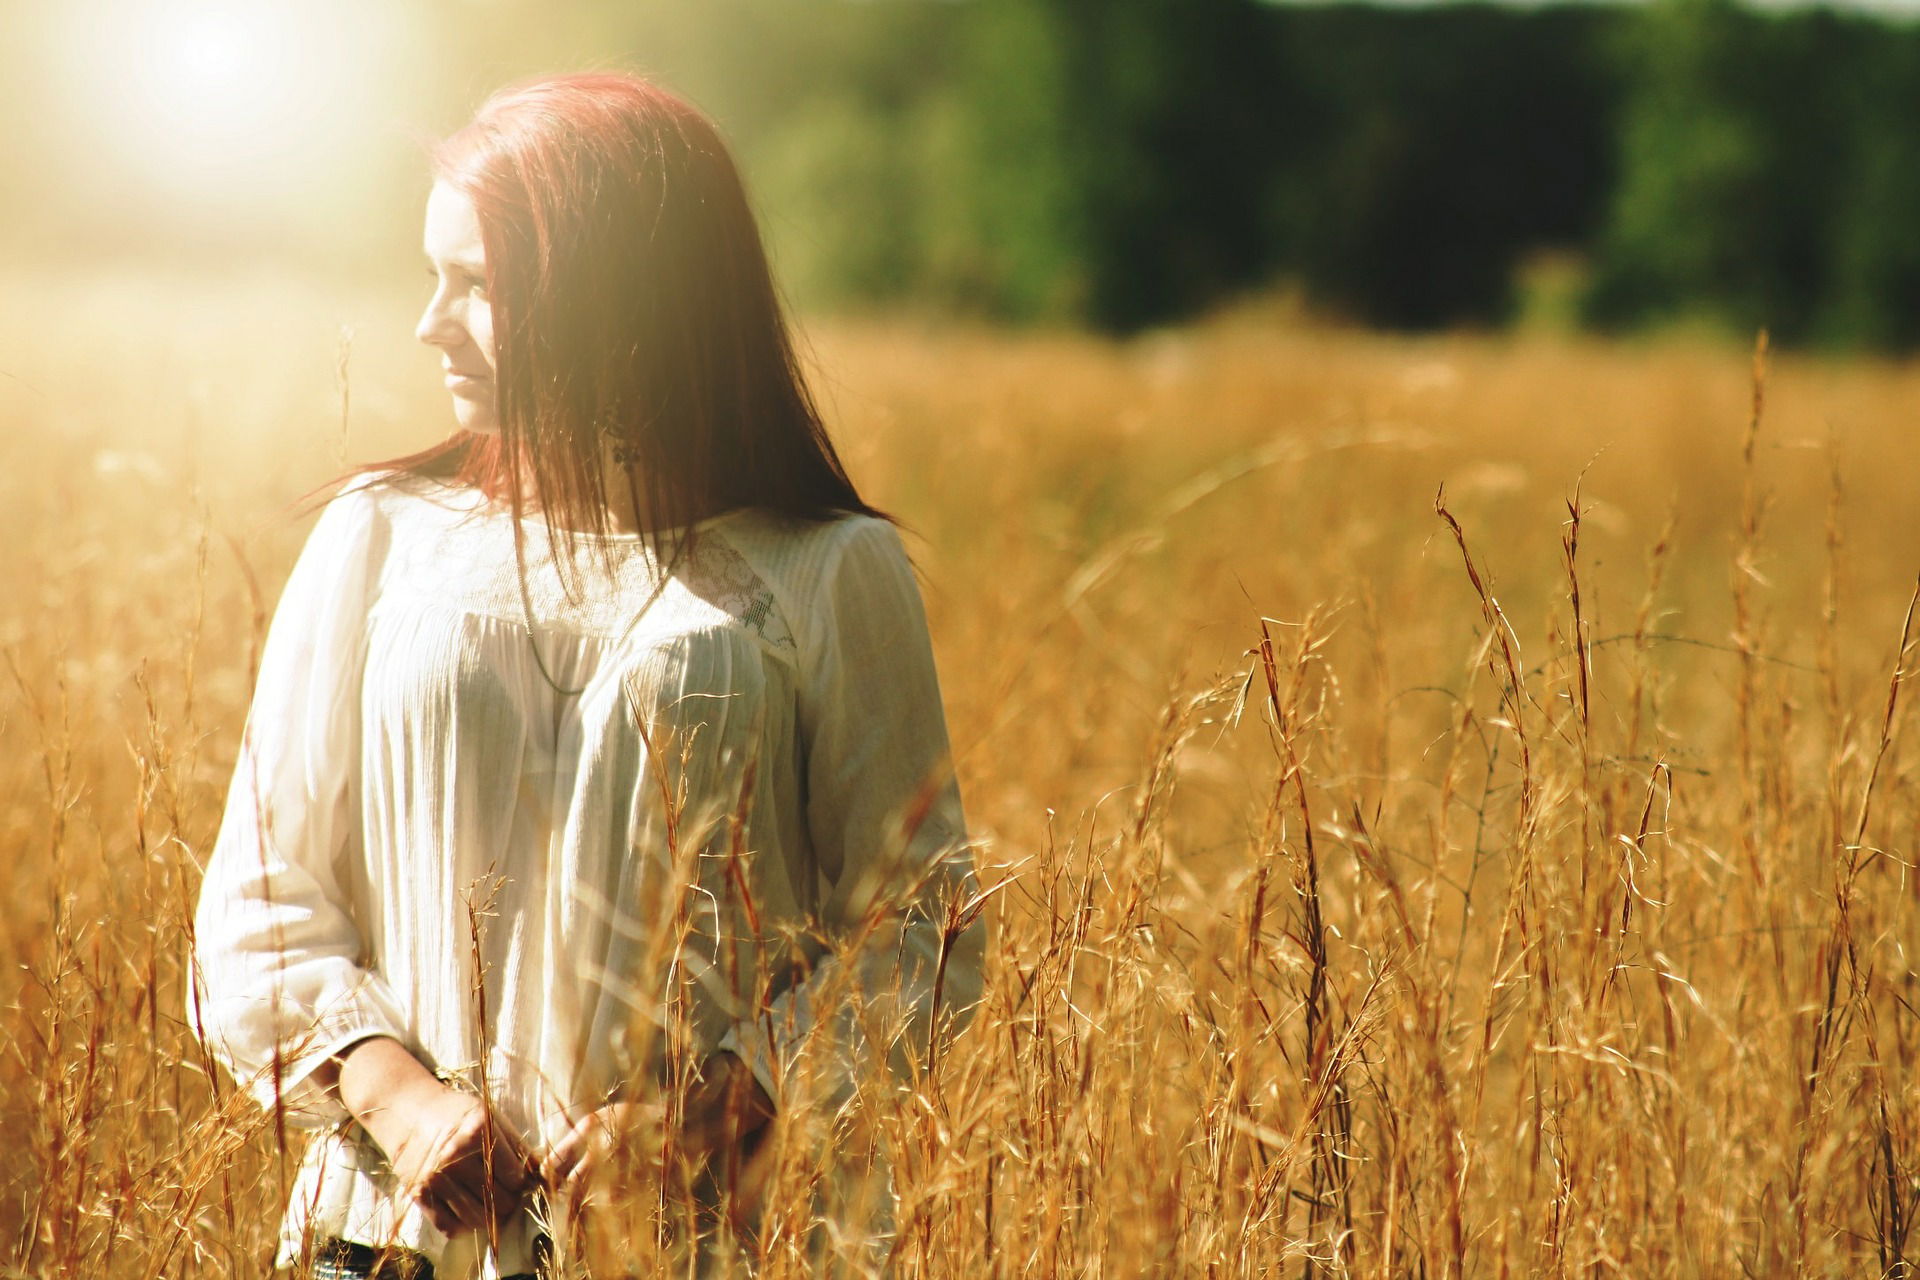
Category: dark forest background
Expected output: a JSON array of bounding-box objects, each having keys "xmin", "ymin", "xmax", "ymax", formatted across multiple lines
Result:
[{"xmin": 566, "ymin": 0, "xmax": 1920, "ymax": 348}]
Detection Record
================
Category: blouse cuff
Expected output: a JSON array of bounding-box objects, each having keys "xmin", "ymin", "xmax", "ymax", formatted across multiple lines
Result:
[
  {"xmin": 714, "ymin": 1022, "xmax": 782, "ymax": 1110},
  {"xmin": 236, "ymin": 1003, "xmax": 411, "ymax": 1130},
  {"xmin": 717, "ymin": 974, "xmax": 875, "ymax": 1116}
]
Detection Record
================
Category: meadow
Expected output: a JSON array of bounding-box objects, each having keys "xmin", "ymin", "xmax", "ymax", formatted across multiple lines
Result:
[{"xmin": 4, "ymin": 269, "xmax": 1920, "ymax": 1276}]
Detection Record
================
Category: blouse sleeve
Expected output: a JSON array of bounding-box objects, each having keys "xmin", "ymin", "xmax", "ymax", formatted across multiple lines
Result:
[
  {"xmin": 719, "ymin": 518, "xmax": 986, "ymax": 1108},
  {"xmin": 188, "ymin": 485, "xmax": 409, "ymax": 1128}
]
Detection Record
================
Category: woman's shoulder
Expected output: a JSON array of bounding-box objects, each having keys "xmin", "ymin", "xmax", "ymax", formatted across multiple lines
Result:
[
  {"xmin": 711, "ymin": 511, "xmax": 921, "ymax": 661},
  {"xmin": 717, "ymin": 509, "xmax": 905, "ymax": 591},
  {"xmin": 328, "ymin": 467, "xmax": 464, "ymax": 510},
  {"xmin": 285, "ymin": 472, "xmax": 491, "ymax": 584},
  {"xmin": 313, "ymin": 469, "xmax": 485, "ymax": 536}
]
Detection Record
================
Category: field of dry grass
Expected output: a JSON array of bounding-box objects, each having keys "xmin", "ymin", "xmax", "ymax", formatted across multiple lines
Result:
[{"xmin": 4, "ymin": 269, "xmax": 1920, "ymax": 1276}]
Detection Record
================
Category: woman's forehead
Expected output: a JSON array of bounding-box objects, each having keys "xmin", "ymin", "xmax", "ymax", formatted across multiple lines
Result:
[{"xmin": 423, "ymin": 180, "xmax": 484, "ymax": 264}]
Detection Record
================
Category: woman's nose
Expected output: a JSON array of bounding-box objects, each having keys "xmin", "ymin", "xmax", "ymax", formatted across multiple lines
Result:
[{"xmin": 416, "ymin": 288, "xmax": 457, "ymax": 348}]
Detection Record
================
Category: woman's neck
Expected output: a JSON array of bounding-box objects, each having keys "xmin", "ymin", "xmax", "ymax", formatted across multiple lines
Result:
[{"xmin": 599, "ymin": 448, "xmax": 646, "ymax": 534}]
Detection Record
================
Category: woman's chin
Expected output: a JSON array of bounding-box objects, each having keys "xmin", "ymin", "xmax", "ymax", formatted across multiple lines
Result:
[{"xmin": 452, "ymin": 408, "xmax": 500, "ymax": 437}]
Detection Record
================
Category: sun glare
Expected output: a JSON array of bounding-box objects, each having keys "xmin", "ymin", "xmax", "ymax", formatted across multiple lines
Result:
[
  {"xmin": 61, "ymin": 0, "xmax": 396, "ymax": 204},
  {"xmin": 166, "ymin": 17, "xmax": 253, "ymax": 86},
  {"xmin": 138, "ymin": 10, "xmax": 290, "ymax": 146}
]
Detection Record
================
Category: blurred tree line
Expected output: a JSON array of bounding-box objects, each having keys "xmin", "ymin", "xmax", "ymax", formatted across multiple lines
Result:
[{"xmin": 581, "ymin": 0, "xmax": 1920, "ymax": 346}]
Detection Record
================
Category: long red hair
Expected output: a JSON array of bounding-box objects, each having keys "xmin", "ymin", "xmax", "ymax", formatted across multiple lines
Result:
[{"xmin": 374, "ymin": 72, "xmax": 882, "ymax": 579}]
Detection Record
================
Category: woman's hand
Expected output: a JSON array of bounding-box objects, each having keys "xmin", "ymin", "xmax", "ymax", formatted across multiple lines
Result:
[
  {"xmin": 331, "ymin": 1036, "xmax": 537, "ymax": 1237},
  {"xmin": 540, "ymin": 1054, "xmax": 776, "ymax": 1225},
  {"xmin": 540, "ymin": 1099, "xmax": 654, "ymax": 1197}
]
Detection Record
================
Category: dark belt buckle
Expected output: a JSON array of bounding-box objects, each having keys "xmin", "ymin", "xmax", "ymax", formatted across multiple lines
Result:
[{"xmin": 312, "ymin": 1237, "xmax": 435, "ymax": 1280}]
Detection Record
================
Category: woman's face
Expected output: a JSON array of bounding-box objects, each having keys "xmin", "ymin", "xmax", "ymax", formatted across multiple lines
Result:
[{"xmin": 416, "ymin": 180, "xmax": 497, "ymax": 436}]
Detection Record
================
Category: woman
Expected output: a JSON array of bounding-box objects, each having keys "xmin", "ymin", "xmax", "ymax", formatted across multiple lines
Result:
[{"xmin": 190, "ymin": 73, "xmax": 984, "ymax": 1279}]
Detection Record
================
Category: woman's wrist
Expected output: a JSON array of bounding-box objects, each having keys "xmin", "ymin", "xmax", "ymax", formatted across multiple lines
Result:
[{"xmin": 332, "ymin": 1036, "xmax": 448, "ymax": 1149}]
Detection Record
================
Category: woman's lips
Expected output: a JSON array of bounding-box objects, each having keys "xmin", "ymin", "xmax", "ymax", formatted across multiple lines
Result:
[{"xmin": 445, "ymin": 371, "xmax": 490, "ymax": 393}]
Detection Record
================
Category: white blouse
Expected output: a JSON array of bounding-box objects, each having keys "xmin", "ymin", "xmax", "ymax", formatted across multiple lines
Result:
[{"xmin": 189, "ymin": 473, "xmax": 982, "ymax": 1277}]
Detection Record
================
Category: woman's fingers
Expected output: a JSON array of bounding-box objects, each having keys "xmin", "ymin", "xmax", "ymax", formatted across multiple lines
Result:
[
  {"xmin": 540, "ymin": 1112, "xmax": 599, "ymax": 1190},
  {"xmin": 406, "ymin": 1129, "xmax": 486, "ymax": 1235},
  {"xmin": 538, "ymin": 1101, "xmax": 654, "ymax": 1200},
  {"xmin": 482, "ymin": 1134, "xmax": 538, "ymax": 1200},
  {"xmin": 405, "ymin": 1105, "xmax": 538, "ymax": 1236},
  {"xmin": 416, "ymin": 1160, "xmax": 528, "ymax": 1235},
  {"xmin": 416, "ymin": 1175, "xmax": 490, "ymax": 1237}
]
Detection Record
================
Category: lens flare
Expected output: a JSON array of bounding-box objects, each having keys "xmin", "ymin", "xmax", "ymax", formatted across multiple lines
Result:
[
  {"xmin": 58, "ymin": 0, "xmax": 397, "ymax": 207},
  {"xmin": 133, "ymin": 8, "xmax": 300, "ymax": 153}
]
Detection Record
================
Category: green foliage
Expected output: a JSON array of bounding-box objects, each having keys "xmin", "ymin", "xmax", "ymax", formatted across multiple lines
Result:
[
  {"xmin": 1588, "ymin": 0, "xmax": 1920, "ymax": 350},
  {"xmin": 1815, "ymin": 35, "xmax": 1920, "ymax": 348},
  {"xmin": 1267, "ymin": 5, "xmax": 1618, "ymax": 329},
  {"xmin": 619, "ymin": 0, "xmax": 1616, "ymax": 334},
  {"xmin": 940, "ymin": 0, "xmax": 1089, "ymax": 319},
  {"xmin": 470, "ymin": 0, "xmax": 1920, "ymax": 345},
  {"xmin": 1008, "ymin": 0, "xmax": 1286, "ymax": 329}
]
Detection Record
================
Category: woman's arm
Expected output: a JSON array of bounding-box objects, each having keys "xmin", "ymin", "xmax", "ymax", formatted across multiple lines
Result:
[
  {"xmin": 190, "ymin": 488, "xmax": 413, "ymax": 1123},
  {"xmin": 720, "ymin": 518, "xmax": 987, "ymax": 1108},
  {"xmin": 192, "ymin": 487, "xmax": 538, "ymax": 1234}
]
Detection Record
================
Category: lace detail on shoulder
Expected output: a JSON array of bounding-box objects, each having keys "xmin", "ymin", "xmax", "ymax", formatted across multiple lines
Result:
[{"xmin": 680, "ymin": 536, "xmax": 795, "ymax": 650}]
